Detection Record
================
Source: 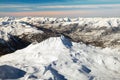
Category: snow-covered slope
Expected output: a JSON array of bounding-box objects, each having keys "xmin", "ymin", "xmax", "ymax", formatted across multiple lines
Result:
[{"xmin": 0, "ymin": 36, "xmax": 120, "ymax": 80}]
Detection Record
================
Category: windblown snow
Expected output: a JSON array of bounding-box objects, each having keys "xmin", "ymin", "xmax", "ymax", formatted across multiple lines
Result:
[{"xmin": 0, "ymin": 17, "xmax": 120, "ymax": 80}]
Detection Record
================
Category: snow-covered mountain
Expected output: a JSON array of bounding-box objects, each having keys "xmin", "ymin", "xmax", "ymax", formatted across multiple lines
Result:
[
  {"xmin": 0, "ymin": 36, "xmax": 120, "ymax": 80},
  {"xmin": 0, "ymin": 18, "xmax": 43, "ymax": 54},
  {"xmin": 1, "ymin": 17, "xmax": 120, "ymax": 51},
  {"xmin": 0, "ymin": 17, "xmax": 120, "ymax": 80}
]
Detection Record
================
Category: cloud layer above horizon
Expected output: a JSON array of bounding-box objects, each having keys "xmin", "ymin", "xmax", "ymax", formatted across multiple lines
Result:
[{"xmin": 0, "ymin": 0, "xmax": 120, "ymax": 17}]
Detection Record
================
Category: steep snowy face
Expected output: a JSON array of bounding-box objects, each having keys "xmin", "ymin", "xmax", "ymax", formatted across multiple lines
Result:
[
  {"xmin": 0, "ymin": 36, "xmax": 71, "ymax": 63},
  {"xmin": 0, "ymin": 36, "xmax": 120, "ymax": 80}
]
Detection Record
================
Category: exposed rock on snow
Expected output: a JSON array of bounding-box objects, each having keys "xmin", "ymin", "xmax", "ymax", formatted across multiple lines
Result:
[
  {"xmin": 0, "ymin": 36, "xmax": 120, "ymax": 80},
  {"xmin": 0, "ymin": 34, "xmax": 31, "ymax": 55}
]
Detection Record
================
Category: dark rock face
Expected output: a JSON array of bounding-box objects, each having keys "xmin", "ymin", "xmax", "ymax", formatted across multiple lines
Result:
[
  {"xmin": 0, "ymin": 35, "xmax": 31, "ymax": 56},
  {"xmin": 21, "ymin": 29, "xmax": 60, "ymax": 43}
]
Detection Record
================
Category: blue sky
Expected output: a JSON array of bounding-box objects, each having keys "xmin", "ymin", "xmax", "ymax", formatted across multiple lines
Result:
[
  {"xmin": 0, "ymin": 0, "xmax": 120, "ymax": 17},
  {"xmin": 0, "ymin": 0, "xmax": 120, "ymax": 4}
]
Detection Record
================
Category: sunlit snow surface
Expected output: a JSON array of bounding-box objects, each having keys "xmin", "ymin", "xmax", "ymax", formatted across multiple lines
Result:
[{"xmin": 0, "ymin": 36, "xmax": 120, "ymax": 80}]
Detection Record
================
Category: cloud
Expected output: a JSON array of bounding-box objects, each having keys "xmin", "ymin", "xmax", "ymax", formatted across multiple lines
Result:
[
  {"xmin": 0, "ymin": 4, "xmax": 120, "ymax": 10},
  {"xmin": 37, "ymin": 4, "xmax": 120, "ymax": 9},
  {"xmin": 0, "ymin": 4, "xmax": 120, "ymax": 17},
  {"xmin": 0, "ymin": 8, "xmax": 120, "ymax": 17},
  {"xmin": 0, "ymin": 5, "xmax": 26, "ymax": 8},
  {"xmin": 19, "ymin": 8, "xmax": 33, "ymax": 11},
  {"xmin": 0, "ymin": 4, "xmax": 33, "ymax": 12}
]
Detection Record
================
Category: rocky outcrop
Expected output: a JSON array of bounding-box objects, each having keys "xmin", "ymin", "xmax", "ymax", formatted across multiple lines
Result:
[{"xmin": 0, "ymin": 35, "xmax": 31, "ymax": 56}]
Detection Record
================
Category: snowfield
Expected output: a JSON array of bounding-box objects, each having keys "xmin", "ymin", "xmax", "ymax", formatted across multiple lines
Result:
[{"xmin": 0, "ymin": 17, "xmax": 120, "ymax": 80}]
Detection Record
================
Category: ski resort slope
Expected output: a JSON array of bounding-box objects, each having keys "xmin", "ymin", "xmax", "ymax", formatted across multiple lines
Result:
[{"xmin": 0, "ymin": 36, "xmax": 120, "ymax": 80}]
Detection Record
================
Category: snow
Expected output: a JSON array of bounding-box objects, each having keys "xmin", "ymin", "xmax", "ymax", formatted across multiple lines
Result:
[
  {"xmin": 0, "ymin": 17, "xmax": 120, "ymax": 80},
  {"xmin": 0, "ymin": 17, "xmax": 120, "ymax": 42},
  {"xmin": 0, "ymin": 36, "xmax": 120, "ymax": 80},
  {"xmin": 13, "ymin": 17, "xmax": 120, "ymax": 28},
  {"xmin": 0, "ymin": 18, "xmax": 43, "ymax": 41}
]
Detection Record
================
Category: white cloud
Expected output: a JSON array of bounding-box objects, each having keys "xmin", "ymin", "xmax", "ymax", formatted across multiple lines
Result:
[
  {"xmin": 37, "ymin": 4, "xmax": 120, "ymax": 9},
  {"xmin": 0, "ymin": 5, "xmax": 26, "ymax": 8},
  {"xmin": 1, "ymin": 4, "xmax": 120, "ymax": 9},
  {"xmin": 0, "ymin": 4, "xmax": 120, "ymax": 12},
  {"xmin": 19, "ymin": 8, "xmax": 33, "ymax": 11},
  {"xmin": 0, "ymin": 4, "xmax": 33, "ymax": 11}
]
